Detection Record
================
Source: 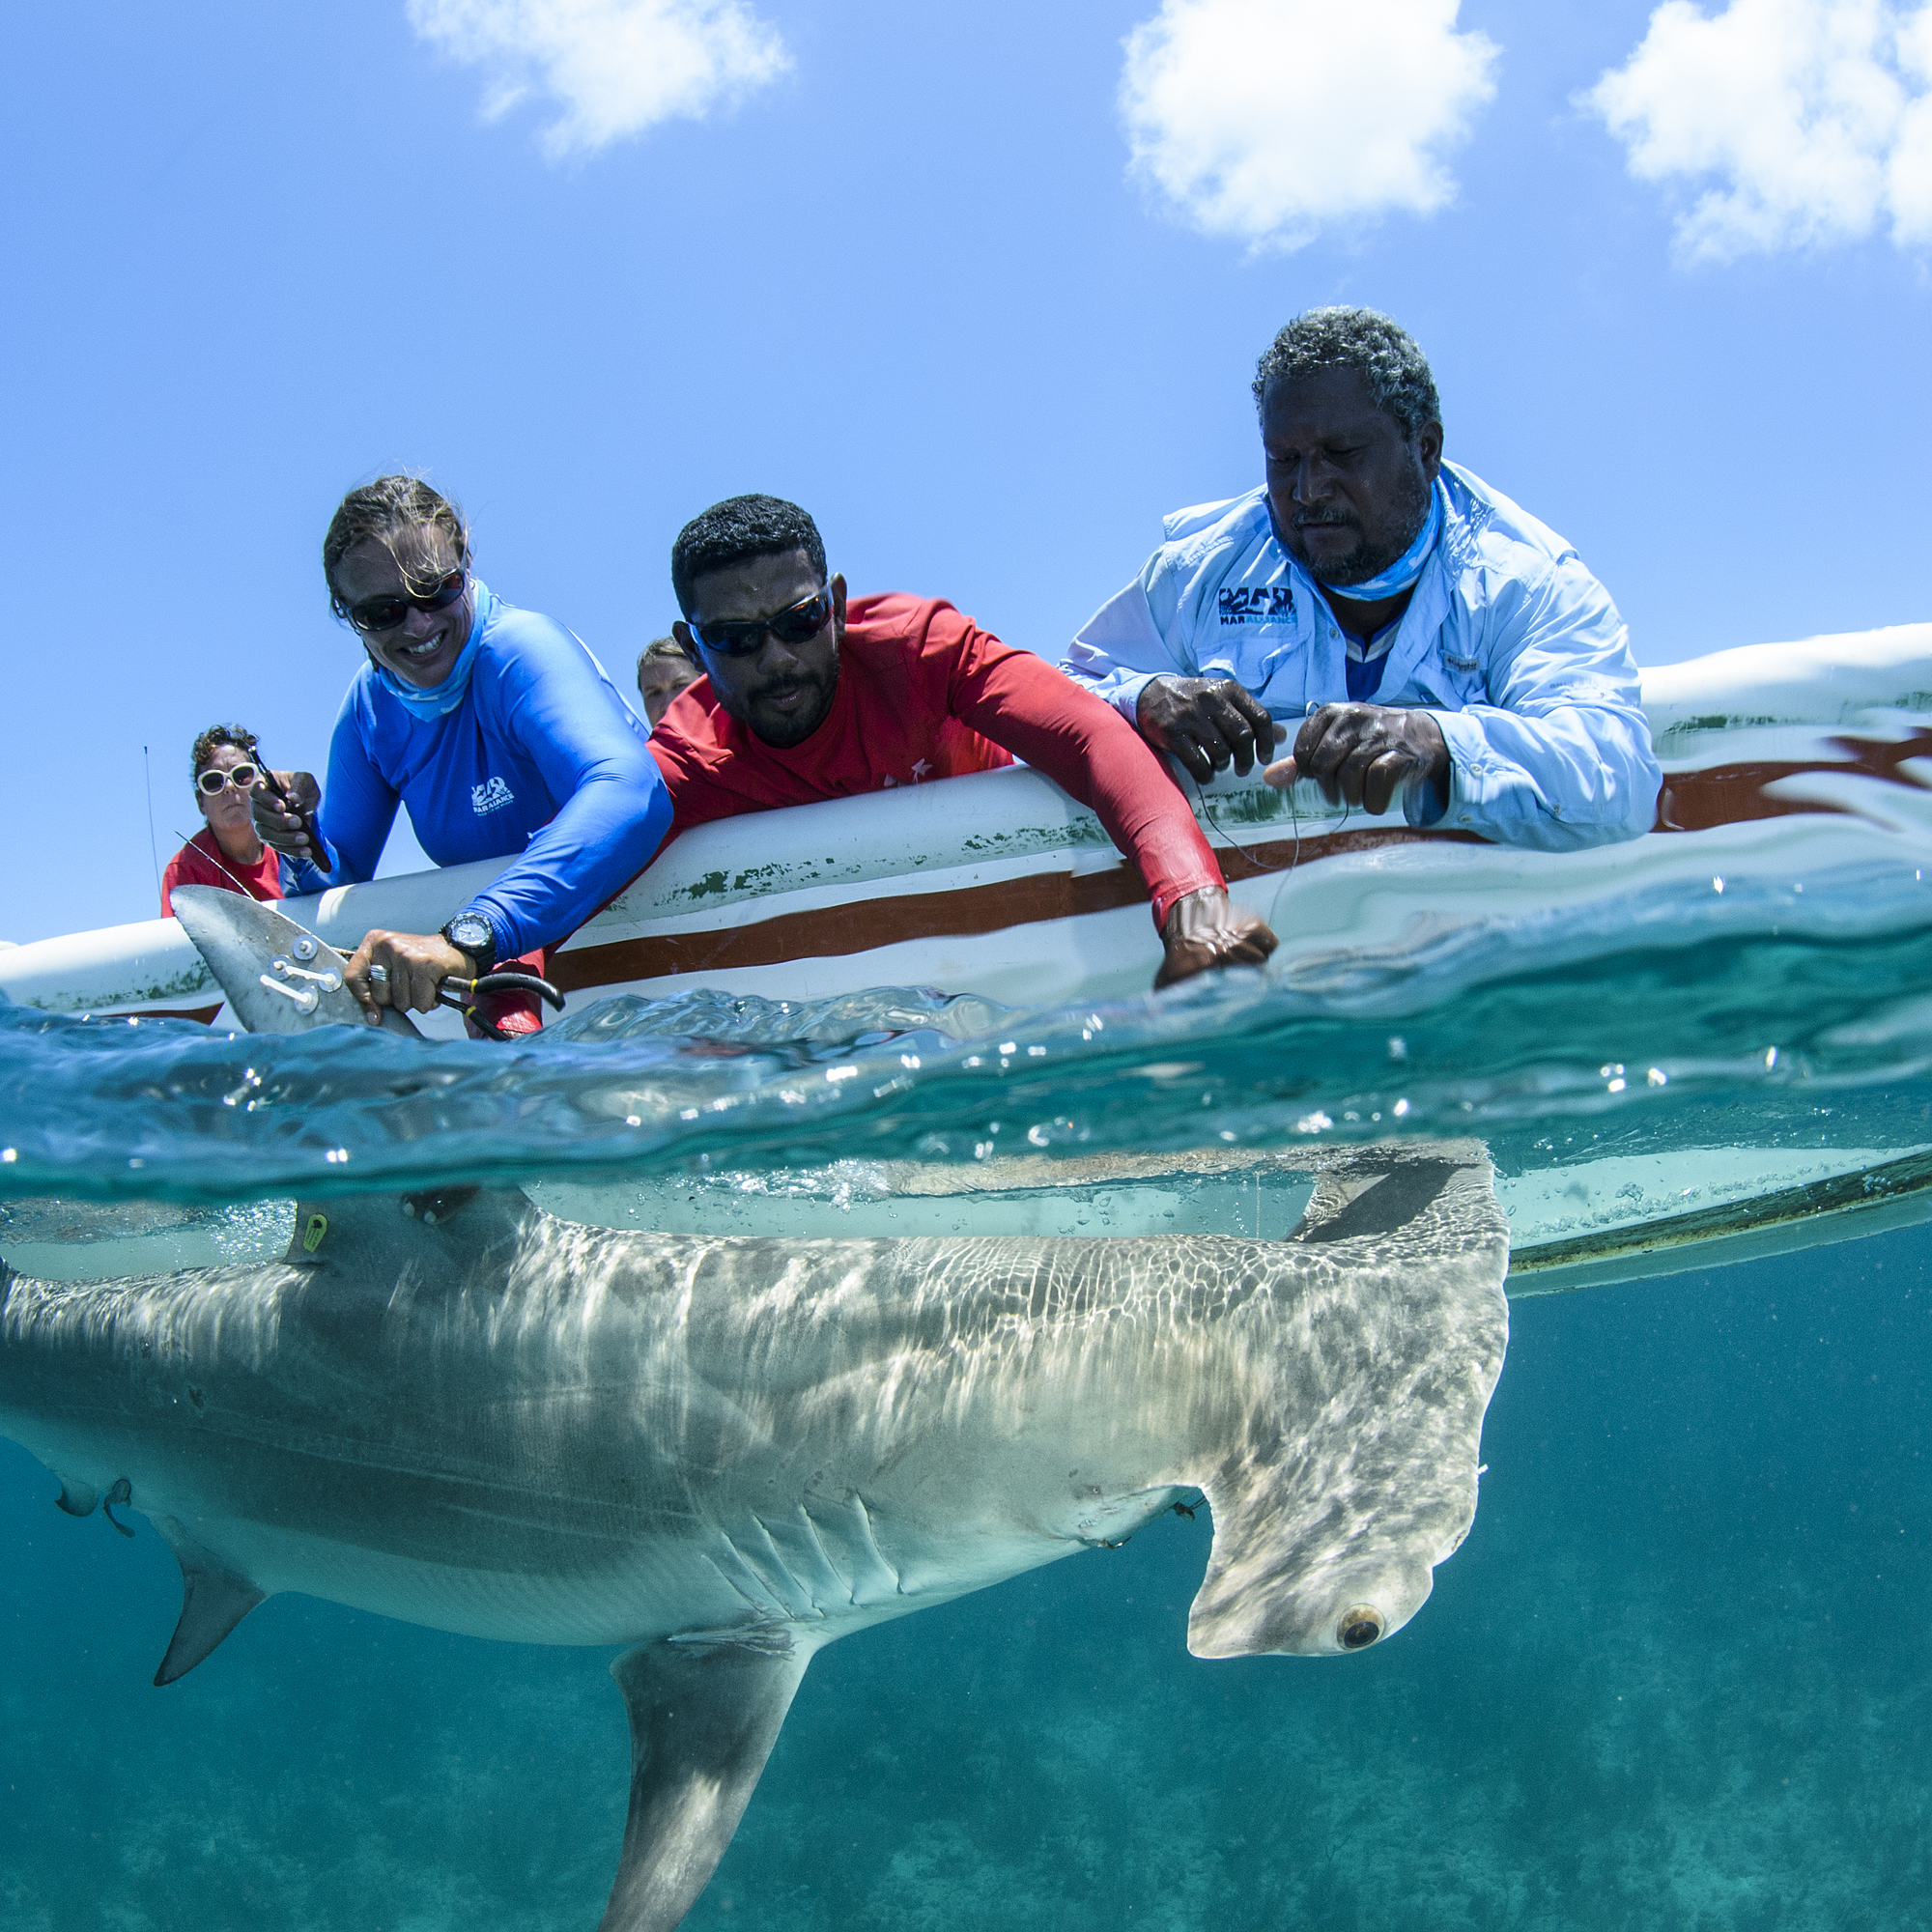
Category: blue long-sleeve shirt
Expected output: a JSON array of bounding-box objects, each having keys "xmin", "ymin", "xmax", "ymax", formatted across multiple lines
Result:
[
  {"xmin": 312, "ymin": 582, "xmax": 671, "ymax": 957},
  {"xmin": 1062, "ymin": 464, "xmax": 1662, "ymax": 850}
]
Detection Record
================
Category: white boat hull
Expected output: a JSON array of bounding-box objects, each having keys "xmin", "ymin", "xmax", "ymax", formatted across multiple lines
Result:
[{"xmin": 5, "ymin": 620, "xmax": 1932, "ymax": 1285}]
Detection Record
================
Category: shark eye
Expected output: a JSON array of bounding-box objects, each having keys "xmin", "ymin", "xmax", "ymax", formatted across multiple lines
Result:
[{"xmin": 1337, "ymin": 1605, "xmax": 1384, "ymax": 1650}]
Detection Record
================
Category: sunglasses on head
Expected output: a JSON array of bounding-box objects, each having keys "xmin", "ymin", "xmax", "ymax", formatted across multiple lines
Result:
[
  {"xmin": 687, "ymin": 585, "xmax": 834, "ymax": 658},
  {"xmin": 197, "ymin": 763, "xmax": 260, "ymax": 796},
  {"xmin": 344, "ymin": 567, "xmax": 468, "ymax": 636}
]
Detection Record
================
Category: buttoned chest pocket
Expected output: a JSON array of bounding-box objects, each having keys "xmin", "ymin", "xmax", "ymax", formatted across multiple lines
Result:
[{"xmin": 1418, "ymin": 648, "xmax": 1489, "ymax": 709}]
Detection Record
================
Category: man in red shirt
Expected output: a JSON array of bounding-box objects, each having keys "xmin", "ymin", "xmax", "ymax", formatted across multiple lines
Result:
[{"xmin": 650, "ymin": 495, "xmax": 1276, "ymax": 987}]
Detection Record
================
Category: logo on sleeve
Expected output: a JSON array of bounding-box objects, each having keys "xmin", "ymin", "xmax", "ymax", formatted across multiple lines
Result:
[
  {"xmin": 1218, "ymin": 586, "xmax": 1293, "ymax": 624},
  {"xmin": 471, "ymin": 776, "xmax": 515, "ymax": 815}
]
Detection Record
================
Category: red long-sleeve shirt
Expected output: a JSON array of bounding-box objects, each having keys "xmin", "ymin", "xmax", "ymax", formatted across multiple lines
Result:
[
  {"xmin": 159, "ymin": 827, "xmax": 284, "ymax": 917},
  {"xmin": 646, "ymin": 592, "xmax": 1224, "ymax": 927}
]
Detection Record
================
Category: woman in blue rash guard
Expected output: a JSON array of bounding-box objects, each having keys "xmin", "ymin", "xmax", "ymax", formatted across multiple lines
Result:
[{"xmin": 252, "ymin": 475, "xmax": 671, "ymax": 1032}]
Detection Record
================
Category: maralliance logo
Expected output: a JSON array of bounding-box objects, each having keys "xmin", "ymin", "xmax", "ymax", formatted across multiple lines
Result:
[
  {"xmin": 1218, "ymin": 585, "xmax": 1293, "ymax": 624},
  {"xmin": 471, "ymin": 776, "xmax": 515, "ymax": 815}
]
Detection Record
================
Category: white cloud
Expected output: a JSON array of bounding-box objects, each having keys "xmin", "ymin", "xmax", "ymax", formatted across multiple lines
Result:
[
  {"xmin": 1118, "ymin": 0, "xmax": 1500, "ymax": 250},
  {"xmin": 1586, "ymin": 0, "xmax": 1932, "ymax": 259},
  {"xmin": 408, "ymin": 0, "xmax": 789, "ymax": 158}
]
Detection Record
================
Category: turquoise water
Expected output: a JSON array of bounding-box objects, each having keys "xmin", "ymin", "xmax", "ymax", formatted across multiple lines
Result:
[
  {"xmin": 1, "ymin": 1238, "xmax": 1926, "ymax": 1928},
  {"xmin": 3, "ymin": 907, "xmax": 1932, "ymax": 1928},
  {"xmin": 5, "ymin": 917, "xmax": 1932, "ymax": 1205}
]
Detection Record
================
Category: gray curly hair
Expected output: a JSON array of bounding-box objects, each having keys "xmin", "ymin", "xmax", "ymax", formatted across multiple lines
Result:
[{"xmin": 1252, "ymin": 307, "xmax": 1442, "ymax": 443}]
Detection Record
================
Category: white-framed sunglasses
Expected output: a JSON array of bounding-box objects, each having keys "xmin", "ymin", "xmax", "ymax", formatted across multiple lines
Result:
[{"xmin": 196, "ymin": 763, "xmax": 261, "ymax": 796}]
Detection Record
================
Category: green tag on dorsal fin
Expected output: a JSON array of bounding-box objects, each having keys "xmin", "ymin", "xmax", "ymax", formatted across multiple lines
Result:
[{"xmin": 301, "ymin": 1213, "xmax": 328, "ymax": 1254}]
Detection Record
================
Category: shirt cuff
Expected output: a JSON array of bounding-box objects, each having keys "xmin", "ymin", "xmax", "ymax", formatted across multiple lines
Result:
[
  {"xmin": 1406, "ymin": 766, "xmax": 1450, "ymax": 828},
  {"xmin": 1110, "ymin": 671, "xmax": 1159, "ymax": 728},
  {"xmin": 1417, "ymin": 709, "xmax": 1491, "ymax": 832}
]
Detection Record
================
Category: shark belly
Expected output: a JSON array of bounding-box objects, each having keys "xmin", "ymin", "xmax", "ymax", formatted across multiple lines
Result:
[{"xmin": 0, "ymin": 1366, "xmax": 1182, "ymax": 1650}]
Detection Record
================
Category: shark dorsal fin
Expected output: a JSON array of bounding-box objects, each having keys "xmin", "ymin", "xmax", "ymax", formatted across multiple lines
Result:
[
  {"xmin": 599, "ymin": 1635, "xmax": 815, "ymax": 1932},
  {"xmin": 170, "ymin": 886, "xmax": 420, "ymax": 1037},
  {"xmin": 153, "ymin": 1518, "xmax": 269, "ymax": 1687}
]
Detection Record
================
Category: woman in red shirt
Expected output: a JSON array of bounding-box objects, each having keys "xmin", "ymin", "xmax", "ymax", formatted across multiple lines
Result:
[{"xmin": 159, "ymin": 725, "xmax": 308, "ymax": 916}]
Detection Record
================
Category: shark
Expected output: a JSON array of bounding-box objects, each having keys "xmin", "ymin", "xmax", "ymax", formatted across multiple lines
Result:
[{"xmin": 0, "ymin": 889, "xmax": 1511, "ymax": 1931}]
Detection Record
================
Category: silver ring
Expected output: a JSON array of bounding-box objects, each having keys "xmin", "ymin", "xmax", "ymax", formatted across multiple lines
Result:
[{"xmin": 367, "ymin": 964, "xmax": 389, "ymax": 987}]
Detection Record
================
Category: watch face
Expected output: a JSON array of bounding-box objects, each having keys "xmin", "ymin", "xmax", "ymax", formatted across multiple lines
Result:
[{"xmin": 449, "ymin": 917, "xmax": 491, "ymax": 953}]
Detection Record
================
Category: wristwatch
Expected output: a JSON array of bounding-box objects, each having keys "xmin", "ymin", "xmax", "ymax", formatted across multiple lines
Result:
[{"xmin": 440, "ymin": 912, "xmax": 497, "ymax": 977}]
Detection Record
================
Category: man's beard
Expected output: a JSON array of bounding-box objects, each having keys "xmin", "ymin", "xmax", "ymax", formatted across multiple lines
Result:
[
  {"xmin": 1285, "ymin": 457, "xmax": 1432, "ymax": 589},
  {"xmin": 722, "ymin": 658, "xmax": 839, "ymax": 749}
]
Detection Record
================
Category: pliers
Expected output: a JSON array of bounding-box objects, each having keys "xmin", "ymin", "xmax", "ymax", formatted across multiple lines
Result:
[{"xmin": 367, "ymin": 964, "xmax": 567, "ymax": 1040}]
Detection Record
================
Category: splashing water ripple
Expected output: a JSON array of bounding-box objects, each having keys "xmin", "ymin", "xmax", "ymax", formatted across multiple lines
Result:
[{"xmin": 2, "ymin": 899, "xmax": 1930, "ymax": 1208}]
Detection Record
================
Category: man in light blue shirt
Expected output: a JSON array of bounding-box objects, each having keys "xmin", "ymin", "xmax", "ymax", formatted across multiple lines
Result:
[{"xmin": 1062, "ymin": 308, "xmax": 1660, "ymax": 848}]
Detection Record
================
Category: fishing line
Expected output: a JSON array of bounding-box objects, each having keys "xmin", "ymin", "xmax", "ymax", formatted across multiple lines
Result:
[
  {"xmin": 1265, "ymin": 785, "xmax": 1303, "ymax": 937},
  {"xmin": 1179, "ymin": 765, "xmax": 1270, "ymax": 872},
  {"xmin": 1177, "ymin": 749, "xmax": 1334, "ymax": 944},
  {"xmin": 172, "ymin": 828, "xmax": 254, "ymax": 898}
]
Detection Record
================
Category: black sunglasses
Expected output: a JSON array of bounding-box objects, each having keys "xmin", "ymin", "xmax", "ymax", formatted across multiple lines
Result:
[
  {"xmin": 688, "ymin": 586, "xmax": 834, "ymax": 658},
  {"xmin": 344, "ymin": 568, "xmax": 468, "ymax": 636}
]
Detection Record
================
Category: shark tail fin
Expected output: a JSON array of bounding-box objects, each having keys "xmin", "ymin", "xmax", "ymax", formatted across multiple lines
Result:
[
  {"xmin": 599, "ymin": 1634, "xmax": 814, "ymax": 1932},
  {"xmin": 153, "ymin": 1518, "xmax": 269, "ymax": 1687}
]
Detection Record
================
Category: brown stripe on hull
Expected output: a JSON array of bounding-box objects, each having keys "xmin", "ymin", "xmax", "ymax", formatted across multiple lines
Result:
[
  {"xmin": 1657, "ymin": 730, "xmax": 1932, "ymax": 833},
  {"xmin": 562, "ymin": 740, "xmax": 1931, "ymax": 990},
  {"xmin": 550, "ymin": 824, "xmax": 1480, "ymax": 990}
]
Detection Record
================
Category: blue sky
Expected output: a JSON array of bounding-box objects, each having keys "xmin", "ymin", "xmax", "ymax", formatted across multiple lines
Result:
[{"xmin": 4, "ymin": 0, "xmax": 1929, "ymax": 946}]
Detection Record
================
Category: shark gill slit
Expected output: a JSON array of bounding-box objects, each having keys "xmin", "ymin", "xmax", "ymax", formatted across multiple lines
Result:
[
  {"xmin": 790, "ymin": 1502, "xmax": 854, "ymax": 1606},
  {"xmin": 736, "ymin": 1516, "xmax": 817, "ymax": 1619},
  {"xmin": 851, "ymin": 1493, "xmax": 904, "ymax": 1596},
  {"xmin": 700, "ymin": 1545, "xmax": 789, "ymax": 1620},
  {"xmin": 752, "ymin": 1512, "xmax": 840, "ymax": 1619}
]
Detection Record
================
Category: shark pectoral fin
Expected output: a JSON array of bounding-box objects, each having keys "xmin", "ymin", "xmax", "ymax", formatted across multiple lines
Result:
[
  {"xmin": 600, "ymin": 1634, "xmax": 814, "ymax": 1932},
  {"xmin": 153, "ymin": 1519, "xmax": 268, "ymax": 1688}
]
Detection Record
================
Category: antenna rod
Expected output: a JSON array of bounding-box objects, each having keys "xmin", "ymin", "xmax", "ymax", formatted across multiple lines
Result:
[{"xmin": 143, "ymin": 745, "xmax": 163, "ymax": 907}]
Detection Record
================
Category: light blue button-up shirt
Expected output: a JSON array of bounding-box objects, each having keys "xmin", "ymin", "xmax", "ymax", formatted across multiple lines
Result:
[{"xmin": 1063, "ymin": 463, "xmax": 1661, "ymax": 850}]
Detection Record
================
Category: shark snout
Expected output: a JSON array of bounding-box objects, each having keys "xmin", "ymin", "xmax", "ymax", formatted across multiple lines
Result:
[{"xmin": 1186, "ymin": 1552, "xmax": 1433, "ymax": 1659}]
